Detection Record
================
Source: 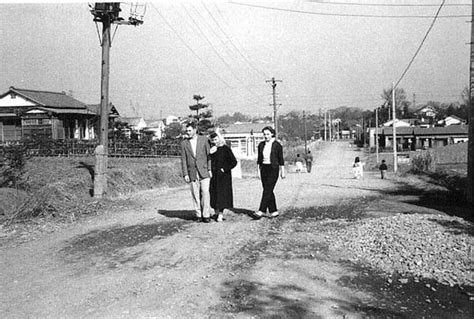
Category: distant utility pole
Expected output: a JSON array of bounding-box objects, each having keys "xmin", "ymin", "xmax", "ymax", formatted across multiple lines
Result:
[
  {"xmin": 90, "ymin": 3, "xmax": 143, "ymax": 198},
  {"xmin": 324, "ymin": 110, "xmax": 327, "ymax": 141},
  {"xmin": 303, "ymin": 111, "xmax": 308, "ymax": 154},
  {"xmin": 266, "ymin": 77, "xmax": 282, "ymax": 139},
  {"xmin": 375, "ymin": 107, "xmax": 379, "ymax": 163},
  {"xmin": 468, "ymin": 3, "xmax": 474, "ymax": 204},
  {"xmin": 392, "ymin": 83, "xmax": 398, "ymax": 173},
  {"xmin": 328, "ymin": 111, "xmax": 332, "ymax": 141}
]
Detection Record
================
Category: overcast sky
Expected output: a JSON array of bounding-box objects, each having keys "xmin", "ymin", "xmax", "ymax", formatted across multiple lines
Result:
[{"xmin": 0, "ymin": 0, "xmax": 471, "ymax": 119}]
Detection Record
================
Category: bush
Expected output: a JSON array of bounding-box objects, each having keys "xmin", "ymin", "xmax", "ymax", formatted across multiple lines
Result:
[
  {"xmin": 0, "ymin": 144, "xmax": 30, "ymax": 189},
  {"xmin": 410, "ymin": 151, "xmax": 434, "ymax": 174}
]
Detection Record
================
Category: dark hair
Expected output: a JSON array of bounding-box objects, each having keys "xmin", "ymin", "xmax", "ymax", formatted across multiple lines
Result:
[
  {"xmin": 185, "ymin": 122, "xmax": 197, "ymax": 129},
  {"xmin": 381, "ymin": 159, "xmax": 386, "ymax": 163},
  {"xmin": 209, "ymin": 132, "xmax": 218, "ymax": 139},
  {"xmin": 262, "ymin": 126, "xmax": 275, "ymax": 136},
  {"xmin": 355, "ymin": 157, "xmax": 360, "ymax": 163}
]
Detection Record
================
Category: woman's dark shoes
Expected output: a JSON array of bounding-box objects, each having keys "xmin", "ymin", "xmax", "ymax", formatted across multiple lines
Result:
[{"xmin": 202, "ymin": 217, "xmax": 211, "ymax": 223}]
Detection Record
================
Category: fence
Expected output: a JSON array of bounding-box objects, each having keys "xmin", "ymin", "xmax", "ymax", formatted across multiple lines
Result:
[{"xmin": 0, "ymin": 139, "xmax": 181, "ymax": 158}]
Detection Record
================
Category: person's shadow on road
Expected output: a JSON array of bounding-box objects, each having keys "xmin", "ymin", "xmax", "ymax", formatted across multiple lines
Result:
[{"xmin": 156, "ymin": 210, "xmax": 196, "ymax": 221}]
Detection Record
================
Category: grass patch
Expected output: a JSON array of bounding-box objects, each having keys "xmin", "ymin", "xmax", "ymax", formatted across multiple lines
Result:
[{"xmin": 1, "ymin": 156, "xmax": 184, "ymax": 224}]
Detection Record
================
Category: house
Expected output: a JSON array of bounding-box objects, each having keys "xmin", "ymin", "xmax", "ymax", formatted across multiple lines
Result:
[
  {"xmin": 165, "ymin": 115, "xmax": 180, "ymax": 126},
  {"xmin": 414, "ymin": 105, "xmax": 439, "ymax": 127},
  {"xmin": 143, "ymin": 119, "xmax": 165, "ymax": 140},
  {"xmin": 218, "ymin": 122, "xmax": 269, "ymax": 159},
  {"xmin": 437, "ymin": 115, "xmax": 466, "ymax": 126},
  {"xmin": 0, "ymin": 86, "xmax": 118, "ymax": 143},
  {"xmin": 382, "ymin": 119, "xmax": 411, "ymax": 127},
  {"xmin": 370, "ymin": 125, "xmax": 468, "ymax": 151}
]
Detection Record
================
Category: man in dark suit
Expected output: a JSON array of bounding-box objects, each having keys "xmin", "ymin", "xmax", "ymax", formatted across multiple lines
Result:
[{"xmin": 181, "ymin": 122, "xmax": 212, "ymax": 222}]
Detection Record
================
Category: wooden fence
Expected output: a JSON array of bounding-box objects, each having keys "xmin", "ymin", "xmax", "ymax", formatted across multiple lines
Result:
[{"xmin": 0, "ymin": 140, "xmax": 181, "ymax": 158}]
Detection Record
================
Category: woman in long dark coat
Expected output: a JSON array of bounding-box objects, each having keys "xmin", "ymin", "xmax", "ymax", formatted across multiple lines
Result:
[{"xmin": 209, "ymin": 132, "xmax": 237, "ymax": 222}]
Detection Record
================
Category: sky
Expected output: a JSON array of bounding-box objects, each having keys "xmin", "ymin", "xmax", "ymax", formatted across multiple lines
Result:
[{"xmin": 0, "ymin": 0, "xmax": 471, "ymax": 120}]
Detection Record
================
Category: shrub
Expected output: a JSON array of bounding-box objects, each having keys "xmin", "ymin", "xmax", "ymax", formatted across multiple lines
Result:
[
  {"xmin": 410, "ymin": 151, "xmax": 434, "ymax": 174},
  {"xmin": 0, "ymin": 144, "xmax": 30, "ymax": 189}
]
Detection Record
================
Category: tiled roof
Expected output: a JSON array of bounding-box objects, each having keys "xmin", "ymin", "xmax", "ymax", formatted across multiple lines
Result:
[
  {"xmin": 8, "ymin": 87, "xmax": 87, "ymax": 109},
  {"xmin": 25, "ymin": 106, "xmax": 95, "ymax": 115},
  {"xmin": 220, "ymin": 122, "xmax": 270, "ymax": 134},
  {"xmin": 382, "ymin": 125, "xmax": 468, "ymax": 136}
]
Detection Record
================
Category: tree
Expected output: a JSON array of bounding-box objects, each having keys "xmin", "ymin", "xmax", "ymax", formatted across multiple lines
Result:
[
  {"xmin": 164, "ymin": 122, "xmax": 183, "ymax": 140},
  {"xmin": 381, "ymin": 87, "xmax": 411, "ymax": 119},
  {"xmin": 188, "ymin": 95, "xmax": 214, "ymax": 134}
]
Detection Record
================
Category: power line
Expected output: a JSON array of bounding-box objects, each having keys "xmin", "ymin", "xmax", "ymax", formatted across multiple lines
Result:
[
  {"xmin": 394, "ymin": 1, "xmax": 446, "ymax": 90},
  {"xmin": 229, "ymin": 1, "xmax": 470, "ymax": 19},
  {"xmin": 180, "ymin": 4, "xmax": 264, "ymax": 99},
  {"xmin": 305, "ymin": 0, "xmax": 470, "ymax": 7},
  {"xmin": 202, "ymin": 2, "xmax": 270, "ymax": 79},
  {"xmin": 191, "ymin": 4, "xmax": 267, "ymax": 83},
  {"xmin": 150, "ymin": 3, "xmax": 234, "ymax": 89}
]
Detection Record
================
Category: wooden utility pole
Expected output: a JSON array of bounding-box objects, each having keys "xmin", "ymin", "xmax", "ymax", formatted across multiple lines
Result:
[
  {"xmin": 375, "ymin": 107, "xmax": 379, "ymax": 163},
  {"xmin": 303, "ymin": 111, "xmax": 308, "ymax": 154},
  {"xmin": 324, "ymin": 110, "xmax": 327, "ymax": 141},
  {"xmin": 328, "ymin": 111, "xmax": 332, "ymax": 142},
  {"xmin": 266, "ymin": 77, "xmax": 282, "ymax": 138},
  {"xmin": 392, "ymin": 83, "xmax": 398, "ymax": 173},
  {"xmin": 90, "ymin": 3, "xmax": 143, "ymax": 198},
  {"xmin": 468, "ymin": 3, "xmax": 474, "ymax": 204}
]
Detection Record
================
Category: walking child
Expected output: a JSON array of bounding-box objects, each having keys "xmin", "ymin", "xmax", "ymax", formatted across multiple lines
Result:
[
  {"xmin": 353, "ymin": 156, "xmax": 364, "ymax": 179},
  {"xmin": 379, "ymin": 159, "xmax": 388, "ymax": 179}
]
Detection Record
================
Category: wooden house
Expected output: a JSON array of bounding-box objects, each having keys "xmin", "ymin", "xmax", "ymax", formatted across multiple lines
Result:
[{"xmin": 0, "ymin": 87, "xmax": 119, "ymax": 143}]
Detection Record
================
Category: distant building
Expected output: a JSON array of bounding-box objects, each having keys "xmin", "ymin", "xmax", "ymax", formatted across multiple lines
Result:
[
  {"xmin": 370, "ymin": 125, "xmax": 468, "ymax": 151},
  {"xmin": 0, "ymin": 86, "xmax": 118, "ymax": 143},
  {"xmin": 143, "ymin": 119, "xmax": 165, "ymax": 140},
  {"xmin": 382, "ymin": 119, "xmax": 411, "ymax": 127},
  {"xmin": 437, "ymin": 115, "xmax": 466, "ymax": 126},
  {"xmin": 219, "ymin": 122, "xmax": 269, "ymax": 159}
]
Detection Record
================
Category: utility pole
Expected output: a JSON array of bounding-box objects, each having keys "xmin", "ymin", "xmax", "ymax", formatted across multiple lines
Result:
[
  {"xmin": 468, "ymin": 3, "xmax": 474, "ymax": 204},
  {"xmin": 328, "ymin": 111, "xmax": 332, "ymax": 142},
  {"xmin": 375, "ymin": 107, "xmax": 379, "ymax": 163},
  {"xmin": 392, "ymin": 83, "xmax": 398, "ymax": 173},
  {"xmin": 303, "ymin": 110, "xmax": 308, "ymax": 155},
  {"xmin": 266, "ymin": 77, "xmax": 282, "ymax": 138},
  {"xmin": 324, "ymin": 110, "xmax": 327, "ymax": 141},
  {"xmin": 90, "ymin": 3, "xmax": 143, "ymax": 198}
]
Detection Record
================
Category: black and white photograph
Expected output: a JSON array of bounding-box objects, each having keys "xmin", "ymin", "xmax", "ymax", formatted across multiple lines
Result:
[{"xmin": 1, "ymin": 0, "xmax": 473, "ymax": 317}]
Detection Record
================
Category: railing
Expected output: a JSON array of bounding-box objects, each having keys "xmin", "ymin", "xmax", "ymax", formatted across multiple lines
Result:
[{"xmin": 0, "ymin": 139, "xmax": 181, "ymax": 158}]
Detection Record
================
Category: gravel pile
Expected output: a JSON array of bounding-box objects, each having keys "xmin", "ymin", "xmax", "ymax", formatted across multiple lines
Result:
[{"xmin": 327, "ymin": 213, "xmax": 473, "ymax": 287}]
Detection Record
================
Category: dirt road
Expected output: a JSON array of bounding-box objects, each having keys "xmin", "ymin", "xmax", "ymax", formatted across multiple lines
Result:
[{"xmin": 1, "ymin": 141, "xmax": 472, "ymax": 318}]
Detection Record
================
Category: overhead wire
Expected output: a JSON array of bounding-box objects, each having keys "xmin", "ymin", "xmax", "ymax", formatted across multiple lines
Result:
[
  {"xmin": 179, "ymin": 4, "xmax": 268, "ymax": 101},
  {"xmin": 304, "ymin": 0, "xmax": 470, "ymax": 7},
  {"xmin": 382, "ymin": 0, "xmax": 447, "ymax": 107},
  {"xmin": 190, "ymin": 4, "xmax": 266, "ymax": 85},
  {"xmin": 202, "ymin": 2, "xmax": 270, "ymax": 79},
  {"xmin": 229, "ymin": 1, "xmax": 470, "ymax": 18},
  {"xmin": 149, "ymin": 3, "xmax": 234, "ymax": 89}
]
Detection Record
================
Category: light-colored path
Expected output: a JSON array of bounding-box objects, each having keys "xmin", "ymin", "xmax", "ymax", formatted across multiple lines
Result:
[{"xmin": 0, "ymin": 141, "xmax": 442, "ymax": 318}]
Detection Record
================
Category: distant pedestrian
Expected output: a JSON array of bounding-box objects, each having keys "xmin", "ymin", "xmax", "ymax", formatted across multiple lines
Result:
[
  {"xmin": 379, "ymin": 159, "xmax": 388, "ymax": 179},
  {"xmin": 250, "ymin": 126, "xmax": 285, "ymax": 220},
  {"xmin": 295, "ymin": 154, "xmax": 305, "ymax": 173},
  {"xmin": 305, "ymin": 150, "xmax": 313, "ymax": 173},
  {"xmin": 209, "ymin": 132, "xmax": 237, "ymax": 222},
  {"xmin": 180, "ymin": 122, "xmax": 212, "ymax": 222},
  {"xmin": 353, "ymin": 156, "xmax": 364, "ymax": 179}
]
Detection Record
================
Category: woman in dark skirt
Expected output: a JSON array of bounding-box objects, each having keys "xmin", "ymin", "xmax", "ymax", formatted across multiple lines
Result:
[{"xmin": 209, "ymin": 132, "xmax": 237, "ymax": 222}]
